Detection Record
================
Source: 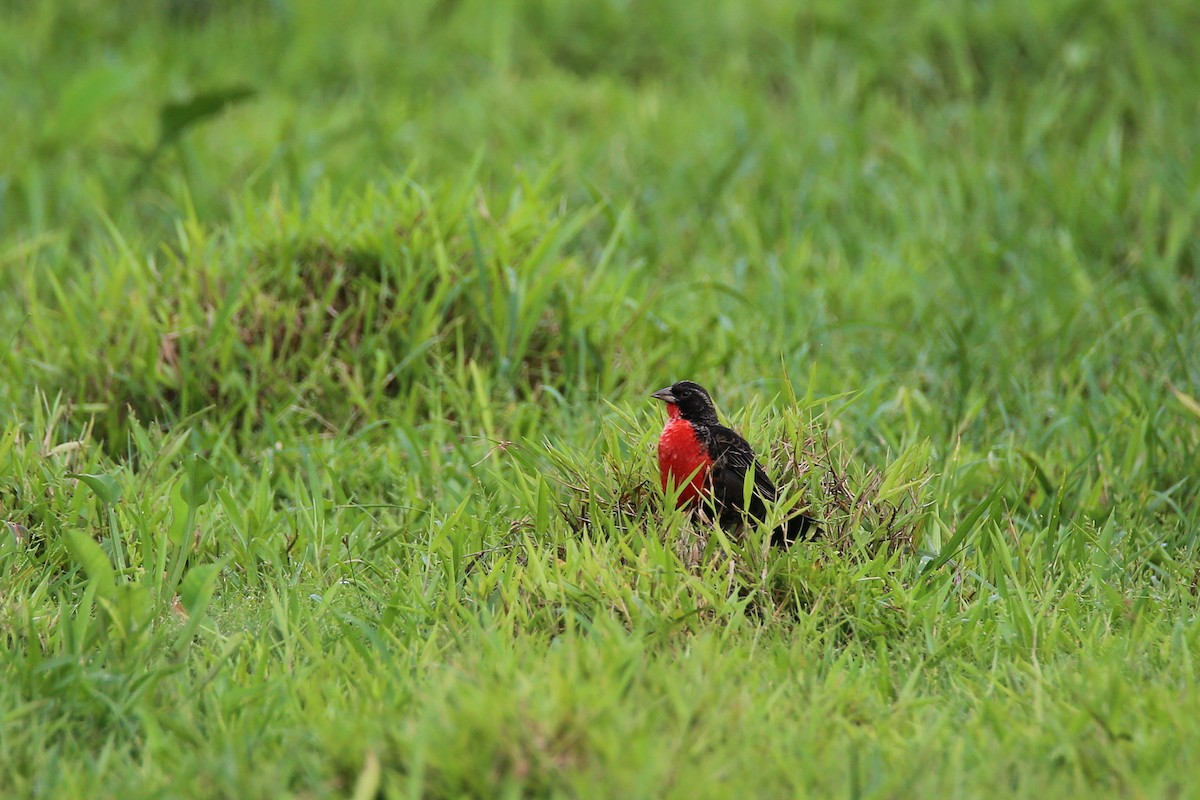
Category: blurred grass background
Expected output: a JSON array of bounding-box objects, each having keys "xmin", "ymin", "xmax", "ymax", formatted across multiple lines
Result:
[{"xmin": 1, "ymin": 0, "xmax": 1199, "ymax": 797}]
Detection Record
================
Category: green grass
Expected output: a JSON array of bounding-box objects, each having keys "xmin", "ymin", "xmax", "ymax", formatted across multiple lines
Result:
[{"xmin": 2, "ymin": 0, "xmax": 1200, "ymax": 796}]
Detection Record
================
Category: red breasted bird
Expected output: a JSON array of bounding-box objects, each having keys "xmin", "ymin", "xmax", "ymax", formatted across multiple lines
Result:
[{"xmin": 651, "ymin": 380, "xmax": 816, "ymax": 546}]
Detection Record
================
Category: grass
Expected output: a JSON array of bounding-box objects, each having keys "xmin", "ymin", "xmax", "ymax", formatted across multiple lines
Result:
[{"xmin": 2, "ymin": 0, "xmax": 1199, "ymax": 796}]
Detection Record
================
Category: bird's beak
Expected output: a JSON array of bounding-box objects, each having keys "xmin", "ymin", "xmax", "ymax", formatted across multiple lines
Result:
[{"xmin": 650, "ymin": 387, "xmax": 676, "ymax": 403}]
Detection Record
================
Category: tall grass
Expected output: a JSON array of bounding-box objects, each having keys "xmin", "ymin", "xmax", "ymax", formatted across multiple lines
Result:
[{"xmin": 1, "ymin": 0, "xmax": 1198, "ymax": 796}]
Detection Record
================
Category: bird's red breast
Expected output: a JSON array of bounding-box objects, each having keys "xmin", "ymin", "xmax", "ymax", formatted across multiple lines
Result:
[{"xmin": 657, "ymin": 404, "xmax": 713, "ymax": 508}]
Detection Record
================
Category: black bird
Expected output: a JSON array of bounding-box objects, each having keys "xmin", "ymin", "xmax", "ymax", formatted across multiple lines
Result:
[{"xmin": 651, "ymin": 380, "xmax": 817, "ymax": 546}]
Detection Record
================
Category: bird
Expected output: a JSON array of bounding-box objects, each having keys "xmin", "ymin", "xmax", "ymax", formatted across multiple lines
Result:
[{"xmin": 650, "ymin": 380, "xmax": 816, "ymax": 546}]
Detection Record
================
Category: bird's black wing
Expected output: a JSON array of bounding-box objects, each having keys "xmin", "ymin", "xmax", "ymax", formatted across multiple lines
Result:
[
  {"xmin": 703, "ymin": 423, "xmax": 819, "ymax": 545},
  {"xmin": 702, "ymin": 424, "xmax": 778, "ymax": 525}
]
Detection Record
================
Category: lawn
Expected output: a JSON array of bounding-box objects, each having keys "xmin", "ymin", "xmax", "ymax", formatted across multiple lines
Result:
[{"xmin": 2, "ymin": 0, "xmax": 1199, "ymax": 797}]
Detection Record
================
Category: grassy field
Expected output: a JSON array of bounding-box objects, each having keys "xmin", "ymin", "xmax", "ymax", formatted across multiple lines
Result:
[{"xmin": 3, "ymin": 0, "xmax": 1200, "ymax": 796}]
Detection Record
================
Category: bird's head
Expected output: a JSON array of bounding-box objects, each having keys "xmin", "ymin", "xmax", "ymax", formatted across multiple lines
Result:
[{"xmin": 651, "ymin": 380, "xmax": 720, "ymax": 425}]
